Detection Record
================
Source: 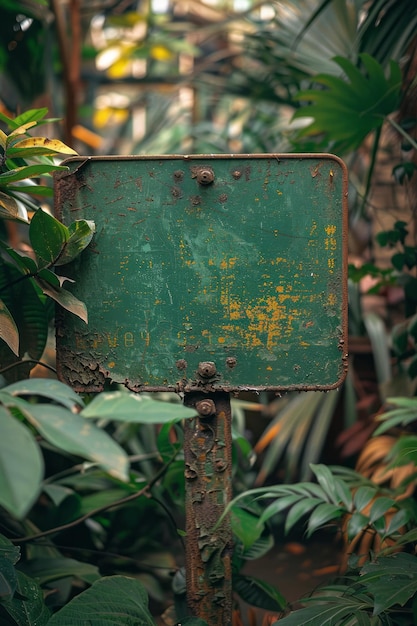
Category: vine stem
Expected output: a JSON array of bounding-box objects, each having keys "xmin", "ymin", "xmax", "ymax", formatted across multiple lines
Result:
[{"xmin": 11, "ymin": 453, "xmax": 177, "ymax": 544}]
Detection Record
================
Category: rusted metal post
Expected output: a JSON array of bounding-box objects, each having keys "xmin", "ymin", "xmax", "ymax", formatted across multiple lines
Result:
[{"xmin": 183, "ymin": 392, "xmax": 233, "ymax": 624}]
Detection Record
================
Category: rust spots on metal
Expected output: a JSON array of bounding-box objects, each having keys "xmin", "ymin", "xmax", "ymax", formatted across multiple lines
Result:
[
  {"xmin": 218, "ymin": 193, "xmax": 228, "ymax": 203},
  {"xmin": 176, "ymin": 359, "xmax": 188, "ymax": 370},
  {"xmin": 197, "ymin": 361, "xmax": 217, "ymax": 379},
  {"xmin": 225, "ymin": 357, "xmax": 237, "ymax": 369},
  {"xmin": 171, "ymin": 185, "xmax": 182, "ymax": 198},
  {"xmin": 232, "ymin": 169, "xmax": 242, "ymax": 179},
  {"xmin": 173, "ymin": 169, "xmax": 184, "ymax": 181},
  {"xmin": 189, "ymin": 195, "xmax": 201, "ymax": 206},
  {"xmin": 183, "ymin": 392, "xmax": 233, "ymax": 624},
  {"xmin": 190, "ymin": 165, "xmax": 215, "ymax": 185}
]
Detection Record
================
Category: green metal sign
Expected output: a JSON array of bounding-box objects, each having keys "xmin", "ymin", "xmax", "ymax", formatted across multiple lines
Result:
[{"xmin": 55, "ymin": 154, "xmax": 348, "ymax": 392}]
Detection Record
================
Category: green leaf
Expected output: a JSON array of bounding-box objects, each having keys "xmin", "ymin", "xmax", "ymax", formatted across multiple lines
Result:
[
  {"xmin": 0, "ymin": 535, "xmax": 20, "ymax": 566},
  {"xmin": 233, "ymin": 574, "xmax": 286, "ymax": 611},
  {"xmin": 19, "ymin": 558, "xmax": 100, "ymax": 586},
  {"xmin": 29, "ymin": 209, "xmax": 69, "ymax": 267},
  {"xmin": 386, "ymin": 508, "xmax": 412, "ymax": 535},
  {"xmin": 369, "ymin": 497, "xmax": 397, "ymax": 524},
  {"xmin": 230, "ymin": 508, "xmax": 263, "ymax": 550},
  {"xmin": 285, "ymin": 498, "xmax": 321, "ymax": 535},
  {"xmin": 391, "ymin": 252, "xmax": 406, "ymax": 271},
  {"xmin": 0, "ymin": 407, "xmax": 43, "ymax": 519},
  {"xmin": 36, "ymin": 268, "xmax": 59, "ymax": 287},
  {"xmin": 307, "ymin": 503, "xmax": 344, "ymax": 537},
  {"xmin": 273, "ymin": 598, "xmax": 373, "ymax": 626},
  {"xmin": 292, "ymin": 54, "xmax": 402, "ymax": 152},
  {"xmin": 4, "ymin": 108, "xmax": 48, "ymax": 130},
  {"xmin": 240, "ymin": 532, "xmax": 274, "ymax": 561},
  {"xmin": 392, "ymin": 320, "xmax": 411, "ymax": 355},
  {"xmin": 1, "ymin": 247, "xmax": 38, "ymax": 275},
  {"xmin": 21, "ymin": 404, "xmax": 129, "ymax": 482},
  {"xmin": 33, "ymin": 276, "xmax": 88, "ymax": 323},
  {"xmin": 360, "ymin": 554, "xmax": 417, "ymax": 615},
  {"xmin": 353, "ymin": 486, "xmax": 377, "ymax": 513},
  {"xmin": 0, "ymin": 164, "xmax": 67, "ymax": 185},
  {"xmin": 55, "ymin": 220, "xmax": 96, "ymax": 266},
  {"xmin": 311, "ymin": 464, "xmax": 339, "ymax": 504},
  {"xmin": 0, "ymin": 557, "xmax": 17, "ymax": 602},
  {"xmin": 259, "ymin": 494, "xmax": 303, "ymax": 526},
  {"xmin": 346, "ymin": 512, "xmax": 370, "ymax": 541},
  {"xmin": 47, "ymin": 575, "xmax": 155, "ymax": 625},
  {"xmin": 0, "ymin": 300, "xmax": 19, "ymax": 356},
  {"xmin": 3, "ymin": 379, "xmax": 84, "ymax": 410},
  {"xmin": 386, "ymin": 435, "xmax": 417, "ymax": 467},
  {"xmin": 81, "ymin": 392, "xmax": 196, "ymax": 422},
  {"xmin": 1, "ymin": 570, "xmax": 50, "ymax": 626},
  {"xmin": 0, "ymin": 259, "xmax": 48, "ymax": 375},
  {"xmin": 409, "ymin": 315, "xmax": 417, "ymax": 341},
  {"xmin": 408, "ymin": 356, "xmax": 417, "ymax": 380},
  {"xmin": 6, "ymin": 185, "xmax": 53, "ymax": 197}
]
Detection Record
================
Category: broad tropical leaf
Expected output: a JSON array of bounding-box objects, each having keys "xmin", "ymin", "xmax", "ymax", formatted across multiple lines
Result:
[
  {"xmin": 21, "ymin": 404, "xmax": 129, "ymax": 481},
  {"xmin": 1, "ymin": 570, "xmax": 50, "ymax": 626},
  {"xmin": 47, "ymin": 575, "xmax": 155, "ymax": 625},
  {"xmin": 81, "ymin": 392, "xmax": 196, "ymax": 422},
  {"xmin": 0, "ymin": 408, "xmax": 43, "ymax": 519},
  {"xmin": 3, "ymin": 378, "xmax": 84, "ymax": 410},
  {"xmin": 18, "ymin": 557, "xmax": 100, "ymax": 586}
]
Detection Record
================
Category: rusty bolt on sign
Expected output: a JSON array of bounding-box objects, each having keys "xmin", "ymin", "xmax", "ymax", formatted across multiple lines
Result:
[
  {"xmin": 195, "ymin": 399, "xmax": 216, "ymax": 417},
  {"xmin": 196, "ymin": 168, "xmax": 215, "ymax": 185},
  {"xmin": 197, "ymin": 361, "xmax": 217, "ymax": 378}
]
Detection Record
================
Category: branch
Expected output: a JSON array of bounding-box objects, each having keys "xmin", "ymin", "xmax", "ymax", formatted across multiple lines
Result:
[{"xmin": 11, "ymin": 454, "xmax": 177, "ymax": 544}]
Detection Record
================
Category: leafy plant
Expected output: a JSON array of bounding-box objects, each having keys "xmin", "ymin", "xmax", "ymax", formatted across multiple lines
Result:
[
  {"xmin": 0, "ymin": 108, "xmax": 96, "ymax": 380},
  {"xmin": 273, "ymin": 553, "xmax": 417, "ymax": 626}
]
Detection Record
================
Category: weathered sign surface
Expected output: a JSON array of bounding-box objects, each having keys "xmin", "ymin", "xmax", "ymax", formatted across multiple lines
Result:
[{"xmin": 55, "ymin": 154, "xmax": 348, "ymax": 392}]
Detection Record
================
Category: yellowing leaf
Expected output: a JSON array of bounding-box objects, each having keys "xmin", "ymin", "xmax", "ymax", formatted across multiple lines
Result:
[
  {"xmin": 0, "ymin": 300, "xmax": 19, "ymax": 356},
  {"xmin": 0, "ymin": 191, "xmax": 19, "ymax": 218},
  {"xmin": 7, "ymin": 121, "xmax": 37, "ymax": 141},
  {"xmin": 8, "ymin": 137, "xmax": 78, "ymax": 156},
  {"xmin": 150, "ymin": 45, "xmax": 173, "ymax": 61},
  {"xmin": 0, "ymin": 129, "xmax": 6, "ymax": 150}
]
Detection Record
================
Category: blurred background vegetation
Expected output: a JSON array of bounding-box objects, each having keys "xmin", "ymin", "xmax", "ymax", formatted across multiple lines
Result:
[{"xmin": 2, "ymin": 1, "xmax": 417, "ymax": 623}]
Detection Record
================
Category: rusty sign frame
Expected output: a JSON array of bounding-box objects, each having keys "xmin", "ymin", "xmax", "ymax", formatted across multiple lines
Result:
[{"xmin": 55, "ymin": 153, "xmax": 348, "ymax": 394}]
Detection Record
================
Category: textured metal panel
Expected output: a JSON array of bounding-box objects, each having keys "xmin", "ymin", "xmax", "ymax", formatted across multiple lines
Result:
[{"xmin": 54, "ymin": 154, "xmax": 348, "ymax": 392}]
